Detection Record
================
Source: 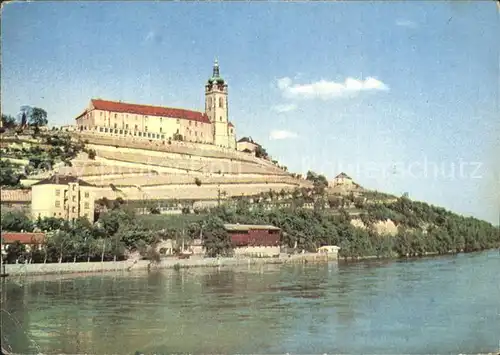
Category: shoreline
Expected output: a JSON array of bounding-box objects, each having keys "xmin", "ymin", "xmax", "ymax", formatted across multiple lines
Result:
[
  {"xmin": 1, "ymin": 252, "xmax": 338, "ymax": 277},
  {"xmin": 2, "ymin": 248, "xmax": 498, "ymax": 278}
]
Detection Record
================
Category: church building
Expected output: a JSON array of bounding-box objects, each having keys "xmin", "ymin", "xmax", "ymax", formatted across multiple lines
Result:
[{"xmin": 75, "ymin": 60, "xmax": 237, "ymax": 149}]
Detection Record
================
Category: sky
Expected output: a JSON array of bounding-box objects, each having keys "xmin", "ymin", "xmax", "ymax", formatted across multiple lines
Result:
[{"xmin": 2, "ymin": 1, "xmax": 499, "ymax": 223}]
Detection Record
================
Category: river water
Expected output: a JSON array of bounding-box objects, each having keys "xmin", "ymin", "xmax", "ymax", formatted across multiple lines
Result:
[{"xmin": 1, "ymin": 251, "xmax": 500, "ymax": 354}]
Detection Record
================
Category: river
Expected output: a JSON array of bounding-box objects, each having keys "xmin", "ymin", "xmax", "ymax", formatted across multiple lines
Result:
[{"xmin": 1, "ymin": 250, "xmax": 499, "ymax": 354}]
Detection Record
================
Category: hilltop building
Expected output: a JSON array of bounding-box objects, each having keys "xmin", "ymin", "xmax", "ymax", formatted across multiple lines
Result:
[
  {"xmin": 31, "ymin": 175, "xmax": 95, "ymax": 222},
  {"xmin": 75, "ymin": 60, "xmax": 236, "ymax": 149},
  {"xmin": 236, "ymin": 137, "xmax": 261, "ymax": 154}
]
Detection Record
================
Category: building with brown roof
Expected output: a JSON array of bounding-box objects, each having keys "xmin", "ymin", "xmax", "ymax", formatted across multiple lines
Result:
[
  {"xmin": 75, "ymin": 60, "xmax": 237, "ymax": 149},
  {"xmin": 224, "ymin": 224, "xmax": 281, "ymax": 257},
  {"xmin": 31, "ymin": 175, "xmax": 95, "ymax": 222},
  {"xmin": 236, "ymin": 136, "xmax": 261, "ymax": 154},
  {"xmin": 1, "ymin": 232, "xmax": 46, "ymax": 256}
]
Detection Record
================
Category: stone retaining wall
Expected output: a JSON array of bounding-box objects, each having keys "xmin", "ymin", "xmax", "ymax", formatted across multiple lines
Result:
[{"xmin": 3, "ymin": 253, "xmax": 338, "ymax": 276}]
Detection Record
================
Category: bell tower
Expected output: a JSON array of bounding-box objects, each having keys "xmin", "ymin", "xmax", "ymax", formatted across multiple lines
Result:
[{"xmin": 205, "ymin": 59, "xmax": 230, "ymax": 147}]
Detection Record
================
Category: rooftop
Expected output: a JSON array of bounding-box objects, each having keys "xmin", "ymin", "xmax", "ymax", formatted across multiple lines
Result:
[
  {"xmin": 82, "ymin": 99, "xmax": 211, "ymax": 124},
  {"xmin": 223, "ymin": 224, "xmax": 281, "ymax": 232},
  {"xmin": 32, "ymin": 175, "xmax": 94, "ymax": 187},
  {"xmin": 334, "ymin": 172, "xmax": 352, "ymax": 180},
  {"xmin": 237, "ymin": 136, "xmax": 260, "ymax": 145},
  {"xmin": 2, "ymin": 232, "xmax": 46, "ymax": 244}
]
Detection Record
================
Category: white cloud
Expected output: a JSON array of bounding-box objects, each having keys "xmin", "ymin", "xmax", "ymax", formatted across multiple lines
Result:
[
  {"xmin": 269, "ymin": 130, "xmax": 298, "ymax": 140},
  {"xmin": 276, "ymin": 76, "xmax": 389, "ymax": 100},
  {"xmin": 272, "ymin": 103, "xmax": 298, "ymax": 113},
  {"xmin": 396, "ymin": 19, "xmax": 418, "ymax": 28}
]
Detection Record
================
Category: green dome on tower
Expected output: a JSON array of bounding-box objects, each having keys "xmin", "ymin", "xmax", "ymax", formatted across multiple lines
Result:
[{"xmin": 207, "ymin": 59, "xmax": 225, "ymax": 85}]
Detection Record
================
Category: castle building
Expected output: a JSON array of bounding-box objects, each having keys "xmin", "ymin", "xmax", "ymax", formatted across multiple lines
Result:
[{"xmin": 75, "ymin": 60, "xmax": 236, "ymax": 149}]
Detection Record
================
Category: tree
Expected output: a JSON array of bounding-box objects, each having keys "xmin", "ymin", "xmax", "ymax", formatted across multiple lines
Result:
[
  {"xmin": 0, "ymin": 160, "xmax": 23, "ymax": 186},
  {"xmin": 5, "ymin": 241, "xmax": 27, "ymax": 264},
  {"xmin": 254, "ymin": 145, "xmax": 268, "ymax": 159},
  {"xmin": 202, "ymin": 216, "xmax": 232, "ymax": 257},
  {"xmin": 28, "ymin": 107, "xmax": 48, "ymax": 127},
  {"xmin": 1, "ymin": 211, "xmax": 34, "ymax": 232},
  {"xmin": 1, "ymin": 114, "xmax": 17, "ymax": 129},
  {"xmin": 87, "ymin": 149, "xmax": 96, "ymax": 160},
  {"xmin": 306, "ymin": 170, "xmax": 329, "ymax": 195}
]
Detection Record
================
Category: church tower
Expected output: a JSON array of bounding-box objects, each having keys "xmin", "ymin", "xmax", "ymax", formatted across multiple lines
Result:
[{"xmin": 205, "ymin": 59, "xmax": 230, "ymax": 148}]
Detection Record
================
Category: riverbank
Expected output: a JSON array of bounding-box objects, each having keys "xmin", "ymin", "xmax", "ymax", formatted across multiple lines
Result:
[{"xmin": 1, "ymin": 252, "xmax": 338, "ymax": 276}]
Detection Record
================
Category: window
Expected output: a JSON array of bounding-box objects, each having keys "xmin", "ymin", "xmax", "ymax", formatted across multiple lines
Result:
[
  {"xmin": 220, "ymin": 116, "xmax": 222, "ymax": 121},
  {"xmin": 119, "ymin": 130, "xmax": 123, "ymax": 134},
  {"xmin": 114, "ymin": 114, "xmax": 117, "ymax": 118},
  {"xmin": 177, "ymin": 119, "xmax": 180, "ymax": 124},
  {"xmin": 99, "ymin": 127, "xmax": 103, "ymax": 132},
  {"xmin": 100, "ymin": 112, "xmax": 103, "ymax": 117},
  {"xmin": 84, "ymin": 202, "xmax": 89, "ymax": 209},
  {"xmin": 189, "ymin": 121, "xmax": 192, "ymax": 126},
  {"xmin": 55, "ymin": 189, "xmax": 61, "ymax": 196},
  {"xmin": 195, "ymin": 122, "xmax": 198, "ymax": 127},
  {"xmin": 145, "ymin": 126, "xmax": 148, "ymax": 132},
  {"xmin": 195, "ymin": 131, "xmax": 198, "ymax": 137},
  {"xmin": 135, "ymin": 124, "xmax": 138, "ymax": 130},
  {"xmin": 160, "ymin": 127, "xmax": 162, "ymax": 133},
  {"xmin": 201, "ymin": 132, "xmax": 203, "ymax": 137},
  {"xmin": 84, "ymin": 192, "xmax": 89, "ymax": 198},
  {"xmin": 72, "ymin": 207, "xmax": 76, "ymax": 213},
  {"xmin": 134, "ymin": 132, "xmax": 137, "ymax": 136},
  {"xmin": 160, "ymin": 117, "xmax": 162, "ymax": 122},
  {"xmin": 161, "ymin": 134, "xmax": 165, "ymax": 139},
  {"xmin": 114, "ymin": 123, "xmax": 117, "ymax": 128},
  {"xmin": 55, "ymin": 201, "xmax": 61, "ymax": 208},
  {"xmin": 72, "ymin": 196, "xmax": 76, "ymax": 202},
  {"xmin": 114, "ymin": 129, "xmax": 118, "ymax": 134},
  {"xmin": 148, "ymin": 133, "xmax": 151, "ymax": 138},
  {"xmin": 219, "ymin": 97, "xmax": 223, "ymax": 108},
  {"xmin": 126, "ymin": 124, "xmax": 129, "ymax": 129},
  {"xmin": 72, "ymin": 185, "xmax": 76, "ymax": 191},
  {"xmin": 138, "ymin": 132, "xmax": 142, "ymax": 137}
]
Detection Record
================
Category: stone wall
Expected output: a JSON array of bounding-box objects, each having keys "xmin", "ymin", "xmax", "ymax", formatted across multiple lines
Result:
[
  {"xmin": 77, "ymin": 132, "xmax": 273, "ymax": 167},
  {"xmin": 3, "ymin": 253, "xmax": 337, "ymax": 276},
  {"xmin": 233, "ymin": 246, "xmax": 280, "ymax": 257},
  {"xmin": 95, "ymin": 182, "xmax": 298, "ymax": 201},
  {"xmin": 0, "ymin": 188, "xmax": 32, "ymax": 202}
]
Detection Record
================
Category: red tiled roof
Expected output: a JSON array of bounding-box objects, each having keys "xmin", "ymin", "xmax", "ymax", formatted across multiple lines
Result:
[
  {"xmin": 2, "ymin": 233, "xmax": 46, "ymax": 244},
  {"xmin": 89, "ymin": 99, "xmax": 211, "ymax": 124}
]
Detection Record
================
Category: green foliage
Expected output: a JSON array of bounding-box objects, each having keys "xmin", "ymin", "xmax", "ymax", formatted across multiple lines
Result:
[
  {"xmin": 28, "ymin": 107, "xmax": 48, "ymax": 127},
  {"xmin": 87, "ymin": 149, "xmax": 96, "ymax": 160},
  {"xmin": 254, "ymin": 145, "xmax": 268, "ymax": 159},
  {"xmin": 1, "ymin": 114, "xmax": 17, "ymax": 129},
  {"xmin": 202, "ymin": 215, "xmax": 232, "ymax": 257},
  {"xmin": 306, "ymin": 170, "xmax": 329, "ymax": 195},
  {"xmin": 5, "ymin": 241, "xmax": 27, "ymax": 263},
  {"xmin": 1, "ymin": 211, "xmax": 34, "ymax": 232},
  {"xmin": 0, "ymin": 160, "xmax": 25, "ymax": 186}
]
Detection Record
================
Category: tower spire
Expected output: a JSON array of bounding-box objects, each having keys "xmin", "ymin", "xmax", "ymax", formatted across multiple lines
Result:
[{"xmin": 213, "ymin": 58, "xmax": 220, "ymax": 77}]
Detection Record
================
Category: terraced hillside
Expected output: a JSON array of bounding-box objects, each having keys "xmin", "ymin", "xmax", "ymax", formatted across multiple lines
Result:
[{"xmin": 19, "ymin": 132, "xmax": 309, "ymax": 202}]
